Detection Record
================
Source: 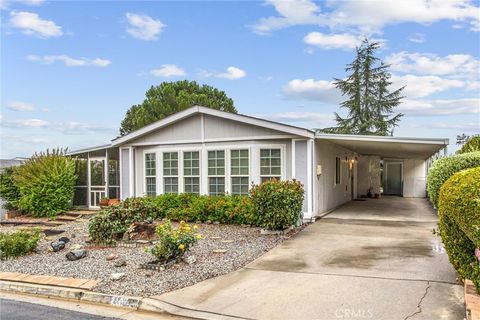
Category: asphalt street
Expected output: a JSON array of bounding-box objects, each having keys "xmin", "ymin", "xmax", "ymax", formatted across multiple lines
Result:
[{"xmin": 0, "ymin": 298, "xmax": 120, "ymax": 320}]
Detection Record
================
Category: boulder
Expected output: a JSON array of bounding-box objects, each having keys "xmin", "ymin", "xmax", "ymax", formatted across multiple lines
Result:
[
  {"xmin": 66, "ymin": 249, "xmax": 87, "ymax": 261},
  {"xmin": 184, "ymin": 255, "xmax": 196, "ymax": 265},
  {"xmin": 50, "ymin": 241, "xmax": 65, "ymax": 252},
  {"xmin": 58, "ymin": 237, "xmax": 70, "ymax": 244}
]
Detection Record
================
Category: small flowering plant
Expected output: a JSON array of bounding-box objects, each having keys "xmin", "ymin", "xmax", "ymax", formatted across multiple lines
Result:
[{"xmin": 150, "ymin": 220, "xmax": 201, "ymax": 263}]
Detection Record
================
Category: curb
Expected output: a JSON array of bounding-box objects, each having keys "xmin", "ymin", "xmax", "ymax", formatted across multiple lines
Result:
[{"xmin": 0, "ymin": 280, "xmax": 244, "ymax": 320}]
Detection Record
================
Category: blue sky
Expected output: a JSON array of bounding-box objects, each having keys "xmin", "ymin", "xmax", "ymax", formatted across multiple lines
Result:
[{"xmin": 1, "ymin": 0, "xmax": 479, "ymax": 158}]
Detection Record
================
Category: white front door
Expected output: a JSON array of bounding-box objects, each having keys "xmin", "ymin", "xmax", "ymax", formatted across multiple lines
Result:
[{"xmin": 89, "ymin": 157, "xmax": 106, "ymax": 208}]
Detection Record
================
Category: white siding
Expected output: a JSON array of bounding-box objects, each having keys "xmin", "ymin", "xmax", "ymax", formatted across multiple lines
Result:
[
  {"xmin": 120, "ymin": 148, "xmax": 130, "ymax": 199},
  {"xmin": 314, "ymin": 140, "xmax": 357, "ymax": 215},
  {"xmin": 357, "ymin": 156, "xmax": 382, "ymax": 197}
]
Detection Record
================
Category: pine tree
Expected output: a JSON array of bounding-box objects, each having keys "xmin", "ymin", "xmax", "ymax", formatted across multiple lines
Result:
[{"xmin": 321, "ymin": 39, "xmax": 404, "ymax": 135}]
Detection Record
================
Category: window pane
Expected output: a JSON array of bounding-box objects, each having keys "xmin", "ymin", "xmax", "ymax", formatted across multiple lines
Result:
[
  {"xmin": 183, "ymin": 151, "xmax": 200, "ymax": 177},
  {"xmin": 231, "ymin": 177, "xmax": 249, "ymax": 195},
  {"xmin": 260, "ymin": 148, "xmax": 281, "ymax": 181},
  {"xmin": 184, "ymin": 177, "xmax": 200, "ymax": 194},
  {"xmin": 208, "ymin": 150, "xmax": 225, "ymax": 176},
  {"xmin": 231, "ymin": 149, "xmax": 249, "ymax": 177},
  {"xmin": 146, "ymin": 177, "xmax": 156, "ymax": 196},
  {"xmin": 163, "ymin": 152, "xmax": 178, "ymax": 177},
  {"xmin": 209, "ymin": 177, "xmax": 225, "ymax": 195},
  {"xmin": 164, "ymin": 177, "xmax": 178, "ymax": 194}
]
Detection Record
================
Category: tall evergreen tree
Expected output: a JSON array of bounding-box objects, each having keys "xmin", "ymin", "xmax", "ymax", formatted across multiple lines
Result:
[{"xmin": 320, "ymin": 39, "xmax": 404, "ymax": 135}]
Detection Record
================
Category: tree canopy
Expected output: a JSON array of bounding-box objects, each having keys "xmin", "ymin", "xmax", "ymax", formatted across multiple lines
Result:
[
  {"xmin": 320, "ymin": 39, "xmax": 404, "ymax": 136},
  {"xmin": 120, "ymin": 80, "xmax": 237, "ymax": 135}
]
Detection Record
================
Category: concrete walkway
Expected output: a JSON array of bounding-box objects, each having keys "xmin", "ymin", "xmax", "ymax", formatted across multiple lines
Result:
[{"xmin": 154, "ymin": 197, "xmax": 465, "ymax": 320}]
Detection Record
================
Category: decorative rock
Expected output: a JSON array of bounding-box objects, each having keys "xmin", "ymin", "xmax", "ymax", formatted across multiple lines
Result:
[
  {"xmin": 136, "ymin": 240, "xmax": 149, "ymax": 244},
  {"xmin": 58, "ymin": 237, "xmax": 70, "ymax": 244},
  {"xmin": 212, "ymin": 249, "xmax": 227, "ymax": 254},
  {"xmin": 110, "ymin": 272, "xmax": 125, "ymax": 281},
  {"xmin": 184, "ymin": 255, "xmax": 196, "ymax": 265},
  {"xmin": 206, "ymin": 220, "xmax": 212, "ymax": 224},
  {"xmin": 210, "ymin": 236, "xmax": 221, "ymax": 240},
  {"xmin": 213, "ymin": 221, "xmax": 220, "ymax": 225},
  {"xmin": 114, "ymin": 259, "xmax": 127, "ymax": 267},
  {"xmin": 122, "ymin": 232, "xmax": 130, "ymax": 241},
  {"xmin": 50, "ymin": 241, "xmax": 65, "ymax": 252},
  {"xmin": 145, "ymin": 271, "xmax": 154, "ymax": 277},
  {"xmin": 66, "ymin": 249, "xmax": 87, "ymax": 261},
  {"xmin": 106, "ymin": 254, "xmax": 117, "ymax": 261},
  {"xmin": 221, "ymin": 240, "xmax": 234, "ymax": 243}
]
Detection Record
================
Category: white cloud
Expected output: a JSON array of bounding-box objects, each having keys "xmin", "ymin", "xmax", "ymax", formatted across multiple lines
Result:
[
  {"xmin": 21, "ymin": 0, "xmax": 45, "ymax": 5},
  {"xmin": 425, "ymin": 122, "xmax": 480, "ymax": 131},
  {"xmin": 149, "ymin": 64, "xmax": 186, "ymax": 77},
  {"xmin": 125, "ymin": 12, "xmax": 165, "ymax": 41},
  {"xmin": 408, "ymin": 33, "xmax": 425, "ymax": 43},
  {"xmin": 10, "ymin": 11, "xmax": 62, "ymax": 38},
  {"xmin": 253, "ymin": 0, "xmax": 480, "ymax": 34},
  {"xmin": 56, "ymin": 121, "xmax": 116, "ymax": 135},
  {"xmin": 7, "ymin": 101, "xmax": 34, "ymax": 111},
  {"xmin": 398, "ymin": 98, "xmax": 480, "ymax": 116},
  {"xmin": 252, "ymin": 0, "xmax": 325, "ymax": 34},
  {"xmin": 282, "ymin": 79, "xmax": 341, "ymax": 103},
  {"xmin": 391, "ymin": 74, "xmax": 465, "ymax": 98},
  {"xmin": 27, "ymin": 55, "xmax": 111, "ymax": 67},
  {"xmin": 386, "ymin": 51, "xmax": 480, "ymax": 79},
  {"xmin": 202, "ymin": 66, "xmax": 247, "ymax": 80},
  {"xmin": 303, "ymin": 32, "xmax": 362, "ymax": 50},
  {"xmin": 2, "ymin": 118, "xmax": 50, "ymax": 128}
]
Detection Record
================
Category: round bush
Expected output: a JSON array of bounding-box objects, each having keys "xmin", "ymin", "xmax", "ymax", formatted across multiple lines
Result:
[
  {"xmin": 0, "ymin": 167, "xmax": 21, "ymax": 211},
  {"xmin": 438, "ymin": 167, "xmax": 480, "ymax": 292},
  {"xmin": 426, "ymin": 151, "xmax": 480, "ymax": 207},
  {"xmin": 13, "ymin": 149, "xmax": 76, "ymax": 217},
  {"xmin": 250, "ymin": 179, "xmax": 304, "ymax": 230}
]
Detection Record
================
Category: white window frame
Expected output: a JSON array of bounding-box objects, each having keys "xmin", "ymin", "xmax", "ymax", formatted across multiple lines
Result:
[
  {"xmin": 183, "ymin": 150, "xmax": 201, "ymax": 194},
  {"xmin": 230, "ymin": 149, "xmax": 250, "ymax": 195},
  {"xmin": 144, "ymin": 152, "xmax": 157, "ymax": 196},
  {"xmin": 207, "ymin": 149, "xmax": 226, "ymax": 196},
  {"xmin": 162, "ymin": 151, "xmax": 179, "ymax": 194},
  {"xmin": 259, "ymin": 147, "xmax": 283, "ymax": 183}
]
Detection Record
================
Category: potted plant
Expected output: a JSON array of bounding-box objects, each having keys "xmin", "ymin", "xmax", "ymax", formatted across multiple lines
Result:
[
  {"xmin": 100, "ymin": 197, "xmax": 109, "ymax": 208},
  {"xmin": 108, "ymin": 198, "xmax": 120, "ymax": 206}
]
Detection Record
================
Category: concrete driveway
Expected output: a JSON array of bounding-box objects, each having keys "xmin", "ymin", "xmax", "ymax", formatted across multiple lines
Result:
[{"xmin": 154, "ymin": 197, "xmax": 465, "ymax": 320}]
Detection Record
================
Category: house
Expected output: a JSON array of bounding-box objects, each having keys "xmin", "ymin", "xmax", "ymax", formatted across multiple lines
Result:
[{"xmin": 69, "ymin": 106, "xmax": 448, "ymax": 222}]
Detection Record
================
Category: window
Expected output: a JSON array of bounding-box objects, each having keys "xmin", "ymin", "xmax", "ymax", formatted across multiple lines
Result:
[
  {"xmin": 145, "ymin": 153, "xmax": 156, "ymax": 196},
  {"xmin": 208, "ymin": 150, "xmax": 225, "ymax": 195},
  {"xmin": 163, "ymin": 152, "xmax": 178, "ymax": 193},
  {"xmin": 260, "ymin": 148, "xmax": 281, "ymax": 183},
  {"xmin": 231, "ymin": 149, "xmax": 249, "ymax": 195},
  {"xmin": 335, "ymin": 156, "xmax": 341, "ymax": 185},
  {"xmin": 184, "ymin": 151, "xmax": 200, "ymax": 194}
]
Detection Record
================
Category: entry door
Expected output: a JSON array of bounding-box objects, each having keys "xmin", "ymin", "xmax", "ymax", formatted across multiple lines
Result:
[
  {"xmin": 89, "ymin": 158, "xmax": 106, "ymax": 208},
  {"xmin": 384, "ymin": 162, "xmax": 403, "ymax": 195}
]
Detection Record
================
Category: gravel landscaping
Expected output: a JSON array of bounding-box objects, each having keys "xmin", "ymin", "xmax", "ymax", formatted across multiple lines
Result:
[{"xmin": 0, "ymin": 219, "xmax": 291, "ymax": 297}]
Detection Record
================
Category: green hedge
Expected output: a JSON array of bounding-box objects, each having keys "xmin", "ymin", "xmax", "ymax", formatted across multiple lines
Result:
[
  {"xmin": 0, "ymin": 167, "xmax": 21, "ymax": 211},
  {"xmin": 438, "ymin": 167, "xmax": 480, "ymax": 292},
  {"xmin": 12, "ymin": 149, "xmax": 76, "ymax": 218},
  {"xmin": 250, "ymin": 179, "xmax": 304, "ymax": 230},
  {"xmin": 0, "ymin": 229, "xmax": 41, "ymax": 259},
  {"xmin": 458, "ymin": 136, "xmax": 480, "ymax": 154},
  {"xmin": 426, "ymin": 151, "xmax": 480, "ymax": 207}
]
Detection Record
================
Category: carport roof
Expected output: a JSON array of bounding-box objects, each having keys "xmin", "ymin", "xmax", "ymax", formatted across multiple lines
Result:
[{"xmin": 315, "ymin": 133, "xmax": 449, "ymax": 159}]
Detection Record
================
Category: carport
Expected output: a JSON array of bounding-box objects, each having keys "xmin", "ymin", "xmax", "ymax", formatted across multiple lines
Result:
[{"xmin": 313, "ymin": 134, "xmax": 448, "ymax": 216}]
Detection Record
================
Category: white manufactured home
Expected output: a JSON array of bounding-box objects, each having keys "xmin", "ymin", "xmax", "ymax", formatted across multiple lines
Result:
[{"xmin": 69, "ymin": 106, "xmax": 448, "ymax": 222}]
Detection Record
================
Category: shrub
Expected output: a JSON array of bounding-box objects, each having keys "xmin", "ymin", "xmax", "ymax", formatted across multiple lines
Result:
[
  {"xmin": 0, "ymin": 167, "xmax": 21, "ymax": 211},
  {"xmin": 0, "ymin": 229, "xmax": 41, "ymax": 259},
  {"xmin": 250, "ymin": 179, "xmax": 304, "ymax": 230},
  {"xmin": 458, "ymin": 135, "xmax": 480, "ymax": 154},
  {"xmin": 13, "ymin": 149, "xmax": 76, "ymax": 218},
  {"xmin": 426, "ymin": 151, "xmax": 480, "ymax": 207},
  {"xmin": 150, "ymin": 220, "xmax": 200, "ymax": 262},
  {"xmin": 88, "ymin": 197, "xmax": 156, "ymax": 244},
  {"xmin": 438, "ymin": 167, "xmax": 480, "ymax": 292}
]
